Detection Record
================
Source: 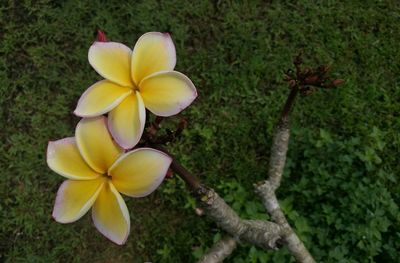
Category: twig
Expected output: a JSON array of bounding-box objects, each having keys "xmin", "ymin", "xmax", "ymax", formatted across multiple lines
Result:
[
  {"xmin": 197, "ymin": 236, "xmax": 237, "ymax": 263},
  {"xmin": 280, "ymin": 87, "xmax": 299, "ymax": 123},
  {"xmin": 156, "ymin": 146, "xmax": 202, "ymax": 191}
]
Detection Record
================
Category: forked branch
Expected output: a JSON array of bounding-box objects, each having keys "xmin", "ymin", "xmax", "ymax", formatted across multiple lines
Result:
[
  {"xmin": 257, "ymin": 86, "xmax": 314, "ymax": 262},
  {"xmin": 153, "ymin": 55, "xmax": 343, "ymax": 262},
  {"xmin": 253, "ymin": 55, "xmax": 344, "ymax": 263},
  {"xmin": 157, "ymin": 146, "xmax": 283, "ymax": 252}
]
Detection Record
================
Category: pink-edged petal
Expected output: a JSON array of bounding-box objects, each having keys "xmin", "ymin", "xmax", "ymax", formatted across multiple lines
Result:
[
  {"xmin": 52, "ymin": 178, "xmax": 105, "ymax": 223},
  {"xmin": 75, "ymin": 116, "xmax": 123, "ymax": 174},
  {"xmin": 131, "ymin": 32, "xmax": 176, "ymax": 85},
  {"xmin": 47, "ymin": 137, "xmax": 100, "ymax": 180},
  {"xmin": 74, "ymin": 80, "xmax": 132, "ymax": 117},
  {"xmin": 92, "ymin": 181, "xmax": 130, "ymax": 245},
  {"xmin": 88, "ymin": 41, "xmax": 133, "ymax": 87},
  {"xmin": 139, "ymin": 71, "xmax": 197, "ymax": 116},
  {"xmin": 108, "ymin": 91, "xmax": 145, "ymax": 150},
  {"xmin": 109, "ymin": 148, "xmax": 172, "ymax": 197}
]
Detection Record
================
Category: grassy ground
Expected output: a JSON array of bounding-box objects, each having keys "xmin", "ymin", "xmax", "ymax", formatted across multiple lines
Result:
[{"xmin": 1, "ymin": 0, "xmax": 399, "ymax": 262}]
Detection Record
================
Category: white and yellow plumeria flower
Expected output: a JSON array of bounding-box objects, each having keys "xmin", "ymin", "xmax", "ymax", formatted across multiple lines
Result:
[
  {"xmin": 74, "ymin": 32, "xmax": 198, "ymax": 149},
  {"xmin": 47, "ymin": 116, "xmax": 172, "ymax": 245}
]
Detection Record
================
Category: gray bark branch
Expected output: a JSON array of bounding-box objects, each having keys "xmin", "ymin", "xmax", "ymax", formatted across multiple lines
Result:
[
  {"xmin": 197, "ymin": 187, "xmax": 282, "ymax": 250},
  {"xmin": 255, "ymin": 181, "xmax": 315, "ymax": 263},
  {"xmin": 160, "ymin": 104, "xmax": 315, "ymax": 262},
  {"xmin": 268, "ymin": 121, "xmax": 290, "ymax": 190},
  {"xmin": 255, "ymin": 121, "xmax": 316, "ymax": 263},
  {"xmin": 197, "ymin": 236, "xmax": 237, "ymax": 263}
]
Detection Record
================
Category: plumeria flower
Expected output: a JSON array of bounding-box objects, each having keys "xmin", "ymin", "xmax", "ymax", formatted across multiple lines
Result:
[
  {"xmin": 74, "ymin": 32, "xmax": 198, "ymax": 149},
  {"xmin": 47, "ymin": 116, "xmax": 172, "ymax": 245}
]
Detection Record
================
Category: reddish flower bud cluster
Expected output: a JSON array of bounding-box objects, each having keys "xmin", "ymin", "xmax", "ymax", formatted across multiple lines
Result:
[{"xmin": 284, "ymin": 53, "xmax": 345, "ymax": 96}]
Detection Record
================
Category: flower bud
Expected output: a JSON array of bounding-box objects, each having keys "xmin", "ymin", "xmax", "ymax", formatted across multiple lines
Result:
[
  {"xmin": 304, "ymin": 75, "xmax": 319, "ymax": 85},
  {"xmin": 165, "ymin": 169, "xmax": 174, "ymax": 179},
  {"xmin": 96, "ymin": 30, "xmax": 108, "ymax": 42},
  {"xmin": 332, "ymin": 79, "xmax": 345, "ymax": 87}
]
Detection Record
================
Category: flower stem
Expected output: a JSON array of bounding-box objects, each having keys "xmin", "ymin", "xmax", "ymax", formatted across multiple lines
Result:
[{"xmin": 156, "ymin": 146, "xmax": 202, "ymax": 191}]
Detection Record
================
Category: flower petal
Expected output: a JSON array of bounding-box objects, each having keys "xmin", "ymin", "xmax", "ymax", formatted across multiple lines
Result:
[
  {"xmin": 139, "ymin": 71, "xmax": 197, "ymax": 116},
  {"xmin": 74, "ymin": 80, "xmax": 132, "ymax": 117},
  {"xmin": 52, "ymin": 178, "xmax": 105, "ymax": 223},
  {"xmin": 131, "ymin": 32, "xmax": 176, "ymax": 85},
  {"xmin": 109, "ymin": 148, "xmax": 172, "ymax": 197},
  {"xmin": 76, "ymin": 116, "xmax": 123, "ymax": 173},
  {"xmin": 108, "ymin": 91, "xmax": 145, "ymax": 150},
  {"xmin": 92, "ymin": 181, "xmax": 130, "ymax": 245},
  {"xmin": 47, "ymin": 138, "xmax": 100, "ymax": 180},
  {"xmin": 88, "ymin": 41, "xmax": 133, "ymax": 87}
]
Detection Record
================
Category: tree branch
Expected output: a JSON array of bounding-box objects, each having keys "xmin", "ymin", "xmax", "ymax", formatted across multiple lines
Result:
[
  {"xmin": 197, "ymin": 236, "xmax": 237, "ymax": 263},
  {"xmin": 255, "ymin": 181, "xmax": 314, "ymax": 263},
  {"xmin": 267, "ymin": 121, "xmax": 290, "ymax": 190},
  {"xmin": 196, "ymin": 187, "xmax": 282, "ymax": 250},
  {"xmin": 152, "ymin": 56, "xmax": 341, "ymax": 262},
  {"xmin": 155, "ymin": 147, "xmax": 283, "ymax": 251},
  {"xmin": 255, "ymin": 87, "xmax": 315, "ymax": 263}
]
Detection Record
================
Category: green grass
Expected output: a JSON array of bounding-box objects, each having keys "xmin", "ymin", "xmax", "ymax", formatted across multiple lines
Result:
[{"xmin": 1, "ymin": 0, "xmax": 399, "ymax": 262}]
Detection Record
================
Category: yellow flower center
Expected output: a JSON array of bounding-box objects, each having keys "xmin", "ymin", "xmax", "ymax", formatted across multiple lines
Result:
[{"xmin": 130, "ymin": 82, "xmax": 139, "ymax": 92}]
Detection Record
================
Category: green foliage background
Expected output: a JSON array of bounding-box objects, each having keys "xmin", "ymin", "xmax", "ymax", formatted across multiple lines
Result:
[{"xmin": 1, "ymin": 0, "xmax": 399, "ymax": 262}]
